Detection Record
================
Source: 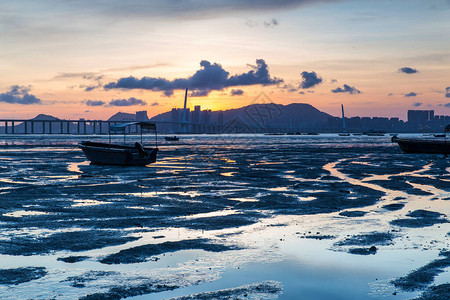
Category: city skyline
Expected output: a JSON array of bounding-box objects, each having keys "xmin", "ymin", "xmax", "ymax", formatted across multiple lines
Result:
[{"xmin": 1, "ymin": 0, "xmax": 449, "ymax": 120}]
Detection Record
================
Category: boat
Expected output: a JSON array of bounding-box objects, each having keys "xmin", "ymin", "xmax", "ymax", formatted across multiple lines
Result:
[
  {"xmin": 78, "ymin": 121, "xmax": 158, "ymax": 166},
  {"xmin": 391, "ymin": 135, "xmax": 450, "ymax": 155},
  {"xmin": 164, "ymin": 136, "xmax": 179, "ymax": 141},
  {"xmin": 364, "ymin": 131, "xmax": 385, "ymax": 136}
]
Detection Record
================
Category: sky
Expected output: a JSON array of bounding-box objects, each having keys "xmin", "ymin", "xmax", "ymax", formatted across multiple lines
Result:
[{"xmin": 0, "ymin": 0, "xmax": 449, "ymax": 120}]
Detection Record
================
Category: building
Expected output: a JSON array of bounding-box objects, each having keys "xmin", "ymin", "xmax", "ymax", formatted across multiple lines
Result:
[
  {"xmin": 136, "ymin": 111, "xmax": 149, "ymax": 121},
  {"xmin": 193, "ymin": 106, "xmax": 201, "ymax": 124},
  {"xmin": 408, "ymin": 110, "xmax": 433, "ymax": 124}
]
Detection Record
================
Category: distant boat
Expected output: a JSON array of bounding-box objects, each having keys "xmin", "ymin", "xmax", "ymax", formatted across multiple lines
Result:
[
  {"xmin": 364, "ymin": 130, "xmax": 385, "ymax": 136},
  {"xmin": 78, "ymin": 122, "xmax": 158, "ymax": 166},
  {"xmin": 164, "ymin": 136, "xmax": 179, "ymax": 141},
  {"xmin": 391, "ymin": 135, "xmax": 450, "ymax": 155}
]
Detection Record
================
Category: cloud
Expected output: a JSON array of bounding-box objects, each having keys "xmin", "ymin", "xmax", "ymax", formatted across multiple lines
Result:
[
  {"xmin": 404, "ymin": 92, "xmax": 417, "ymax": 97},
  {"xmin": 190, "ymin": 90, "xmax": 210, "ymax": 97},
  {"xmin": 446, "ymin": 87, "xmax": 450, "ymax": 98},
  {"xmin": 331, "ymin": 84, "xmax": 361, "ymax": 94},
  {"xmin": 104, "ymin": 59, "xmax": 282, "ymax": 97},
  {"xmin": 264, "ymin": 18, "xmax": 279, "ymax": 27},
  {"xmin": 53, "ymin": 72, "xmax": 98, "ymax": 79},
  {"xmin": 299, "ymin": 71, "xmax": 322, "ymax": 89},
  {"xmin": 413, "ymin": 102, "xmax": 423, "ymax": 107},
  {"xmin": 108, "ymin": 97, "xmax": 147, "ymax": 106},
  {"xmin": 81, "ymin": 75, "xmax": 105, "ymax": 92},
  {"xmin": 399, "ymin": 67, "xmax": 418, "ymax": 74},
  {"xmin": 85, "ymin": 99, "xmax": 106, "ymax": 106},
  {"xmin": 28, "ymin": 1, "xmax": 339, "ymax": 20},
  {"xmin": 444, "ymin": 103, "xmax": 450, "ymax": 108},
  {"xmin": 246, "ymin": 18, "xmax": 279, "ymax": 28},
  {"xmin": 151, "ymin": 102, "xmax": 159, "ymax": 106},
  {"xmin": 0, "ymin": 85, "xmax": 41, "ymax": 105},
  {"xmin": 231, "ymin": 89, "xmax": 244, "ymax": 96}
]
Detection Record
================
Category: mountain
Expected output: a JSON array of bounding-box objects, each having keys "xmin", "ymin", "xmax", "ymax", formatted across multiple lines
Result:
[
  {"xmin": 151, "ymin": 102, "xmax": 331, "ymax": 130},
  {"xmin": 30, "ymin": 114, "xmax": 60, "ymax": 121},
  {"xmin": 107, "ymin": 112, "xmax": 136, "ymax": 121}
]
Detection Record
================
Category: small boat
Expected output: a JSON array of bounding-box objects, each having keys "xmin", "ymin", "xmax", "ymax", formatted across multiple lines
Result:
[
  {"xmin": 434, "ymin": 134, "xmax": 446, "ymax": 138},
  {"xmin": 365, "ymin": 132, "xmax": 385, "ymax": 136},
  {"xmin": 164, "ymin": 136, "xmax": 179, "ymax": 141},
  {"xmin": 79, "ymin": 122, "xmax": 158, "ymax": 166},
  {"xmin": 391, "ymin": 135, "xmax": 450, "ymax": 155},
  {"xmin": 339, "ymin": 133, "xmax": 350, "ymax": 136}
]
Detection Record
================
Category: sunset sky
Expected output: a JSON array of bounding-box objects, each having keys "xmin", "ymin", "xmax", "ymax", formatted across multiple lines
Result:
[{"xmin": 1, "ymin": 0, "xmax": 449, "ymax": 120}]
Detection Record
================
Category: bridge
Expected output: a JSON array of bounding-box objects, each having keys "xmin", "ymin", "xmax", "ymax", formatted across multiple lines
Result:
[{"xmin": 0, "ymin": 119, "xmax": 321, "ymax": 135}]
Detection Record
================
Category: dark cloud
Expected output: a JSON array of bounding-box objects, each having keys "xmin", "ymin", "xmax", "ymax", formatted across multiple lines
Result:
[
  {"xmin": 0, "ymin": 85, "xmax": 41, "ymax": 105},
  {"xmin": 85, "ymin": 100, "xmax": 106, "ymax": 106},
  {"xmin": 404, "ymin": 92, "xmax": 417, "ymax": 97},
  {"xmin": 109, "ymin": 97, "xmax": 146, "ymax": 106},
  {"xmin": 446, "ymin": 87, "xmax": 450, "ymax": 98},
  {"xmin": 84, "ymin": 86, "xmax": 98, "ymax": 92},
  {"xmin": 246, "ymin": 18, "xmax": 279, "ymax": 28},
  {"xmin": 264, "ymin": 18, "xmax": 279, "ymax": 27},
  {"xmin": 299, "ymin": 71, "xmax": 322, "ymax": 89},
  {"xmin": 331, "ymin": 84, "xmax": 361, "ymax": 94},
  {"xmin": 190, "ymin": 90, "xmax": 211, "ymax": 97},
  {"xmin": 151, "ymin": 102, "xmax": 159, "ymax": 106},
  {"xmin": 82, "ymin": 75, "xmax": 104, "ymax": 92},
  {"xmin": 444, "ymin": 103, "xmax": 450, "ymax": 108},
  {"xmin": 388, "ymin": 93, "xmax": 394, "ymax": 96},
  {"xmin": 104, "ymin": 59, "xmax": 282, "ymax": 97},
  {"xmin": 231, "ymin": 89, "xmax": 244, "ymax": 96},
  {"xmin": 399, "ymin": 67, "xmax": 418, "ymax": 74},
  {"xmin": 413, "ymin": 102, "xmax": 423, "ymax": 107}
]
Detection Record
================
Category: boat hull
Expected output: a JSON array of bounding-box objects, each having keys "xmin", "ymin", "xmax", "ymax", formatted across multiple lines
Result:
[
  {"xmin": 392, "ymin": 137, "xmax": 450, "ymax": 155},
  {"xmin": 78, "ymin": 141, "xmax": 158, "ymax": 166}
]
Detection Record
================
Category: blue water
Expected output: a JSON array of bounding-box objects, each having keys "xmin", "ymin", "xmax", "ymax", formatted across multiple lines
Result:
[{"xmin": 0, "ymin": 134, "xmax": 448, "ymax": 299}]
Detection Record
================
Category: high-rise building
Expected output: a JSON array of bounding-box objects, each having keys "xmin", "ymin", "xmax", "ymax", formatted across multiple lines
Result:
[
  {"xmin": 193, "ymin": 105, "xmax": 201, "ymax": 124},
  {"xmin": 218, "ymin": 111, "xmax": 224, "ymax": 126},
  {"xmin": 408, "ymin": 110, "xmax": 434, "ymax": 124},
  {"xmin": 136, "ymin": 111, "xmax": 149, "ymax": 121}
]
